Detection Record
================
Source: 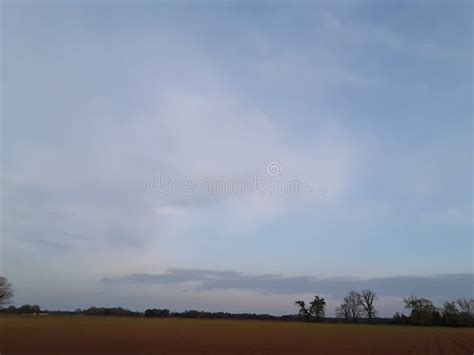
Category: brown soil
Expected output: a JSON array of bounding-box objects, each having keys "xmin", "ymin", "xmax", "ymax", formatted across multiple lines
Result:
[{"xmin": 0, "ymin": 315, "xmax": 473, "ymax": 354}]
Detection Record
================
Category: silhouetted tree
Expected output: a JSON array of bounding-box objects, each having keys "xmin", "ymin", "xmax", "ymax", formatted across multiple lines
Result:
[
  {"xmin": 403, "ymin": 295, "xmax": 439, "ymax": 326},
  {"xmin": 344, "ymin": 291, "xmax": 362, "ymax": 323},
  {"xmin": 392, "ymin": 312, "xmax": 409, "ymax": 325},
  {"xmin": 456, "ymin": 298, "xmax": 474, "ymax": 314},
  {"xmin": 309, "ymin": 296, "xmax": 326, "ymax": 321},
  {"xmin": 181, "ymin": 310, "xmax": 200, "ymax": 318},
  {"xmin": 145, "ymin": 308, "xmax": 170, "ymax": 317},
  {"xmin": 82, "ymin": 307, "xmax": 138, "ymax": 316},
  {"xmin": 335, "ymin": 303, "xmax": 350, "ymax": 323},
  {"xmin": 0, "ymin": 277, "xmax": 13, "ymax": 307},
  {"xmin": 440, "ymin": 298, "xmax": 474, "ymax": 327},
  {"xmin": 295, "ymin": 300, "xmax": 311, "ymax": 322},
  {"xmin": 360, "ymin": 290, "xmax": 377, "ymax": 323},
  {"xmin": 18, "ymin": 304, "xmax": 40, "ymax": 313},
  {"xmin": 456, "ymin": 298, "xmax": 474, "ymax": 326},
  {"xmin": 442, "ymin": 301, "xmax": 460, "ymax": 327}
]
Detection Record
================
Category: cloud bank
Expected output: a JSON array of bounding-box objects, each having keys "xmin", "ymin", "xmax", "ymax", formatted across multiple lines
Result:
[{"xmin": 103, "ymin": 269, "xmax": 473, "ymax": 300}]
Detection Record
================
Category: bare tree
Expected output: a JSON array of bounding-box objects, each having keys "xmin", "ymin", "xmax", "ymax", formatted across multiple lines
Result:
[
  {"xmin": 360, "ymin": 290, "xmax": 377, "ymax": 322},
  {"xmin": 0, "ymin": 277, "xmax": 13, "ymax": 307},
  {"xmin": 335, "ymin": 303, "xmax": 350, "ymax": 323},
  {"xmin": 295, "ymin": 300, "xmax": 311, "ymax": 322},
  {"xmin": 456, "ymin": 298, "xmax": 474, "ymax": 316},
  {"xmin": 456, "ymin": 298, "xmax": 474, "ymax": 326},
  {"xmin": 344, "ymin": 290, "xmax": 362, "ymax": 323}
]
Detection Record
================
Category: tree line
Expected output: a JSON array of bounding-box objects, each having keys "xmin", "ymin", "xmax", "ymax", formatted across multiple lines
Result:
[
  {"xmin": 1, "ymin": 277, "xmax": 472, "ymax": 327},
  {"xmin": 295, "ymin": 290, "xmax": 474, "ymax": 327},
  {"xmin": 393, "ymin": 296, "xmax": 474, "ymax": 327},
  {"xmin": 295, "ymin": 290, "xmax": 377, "ymax": 324},
  {"xmin": 0, "ymin": 304, "xmax": 282, "ymax": 321},
  {"xmin": 144, "ymin": 309, "xmax": 281, "ymax": 320}
]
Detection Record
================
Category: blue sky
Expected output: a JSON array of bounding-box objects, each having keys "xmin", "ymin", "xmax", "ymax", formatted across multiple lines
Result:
[{"xmin": 1, "ymin": 1, "xmax": 472, "ymax": 316}]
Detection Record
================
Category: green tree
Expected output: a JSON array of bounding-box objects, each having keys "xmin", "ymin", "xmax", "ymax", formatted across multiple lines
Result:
[
  {"xmin": 442, "ymin": 301, "xmax": 460, "ymax": 326},
  {"xmin": 309, "ymin": 296, "xmax": 326, "ymax": 321},
  {"xmin": 403, "ymin": 295, "xmax": 438, "ymax": 326},
  {"xmin": 18, "ymin": 304, "xmax": 41, "ymax": 314}
]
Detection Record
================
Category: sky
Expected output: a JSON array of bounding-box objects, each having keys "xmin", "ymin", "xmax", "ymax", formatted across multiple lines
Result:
[{"xmin": 1, "ymin": 1, "xmax": 472, "ymax": 317}]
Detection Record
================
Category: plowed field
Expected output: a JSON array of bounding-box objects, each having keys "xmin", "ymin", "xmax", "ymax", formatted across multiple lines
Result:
[{"xmin": 1, "ymin": 315, "xmax": 472, "ymax": 354}]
